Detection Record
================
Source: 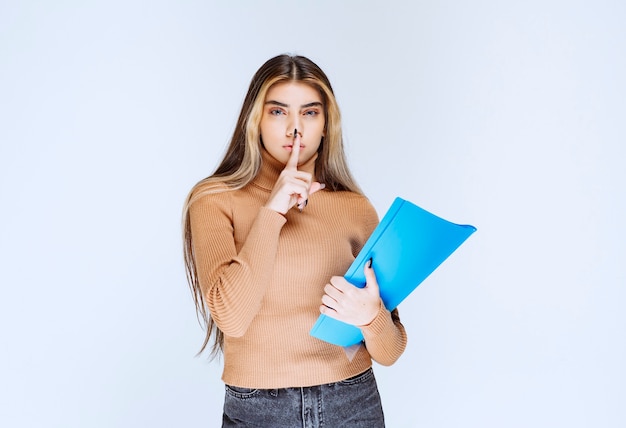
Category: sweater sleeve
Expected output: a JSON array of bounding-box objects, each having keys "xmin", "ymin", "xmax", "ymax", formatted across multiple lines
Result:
[
  {"xmin": 189, "ymin": 190, "xmax": 286, "ymax": 337},
  {"xmin": 361, "ymin": 304, "xmax": 408, "ymax": 366},
  {"xmin": 357, "ymin": 197, "xmax": 408, "ymax": 366}
]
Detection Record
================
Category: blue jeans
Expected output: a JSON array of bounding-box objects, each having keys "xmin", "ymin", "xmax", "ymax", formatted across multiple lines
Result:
[{"xmin": 222, "ymin": 368, "xmax": 385, "ymax": 427}]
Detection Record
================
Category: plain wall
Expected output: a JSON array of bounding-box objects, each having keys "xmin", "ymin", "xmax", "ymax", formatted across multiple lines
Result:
[{"xmin": 1, "ymin": 1, "xmax": 624, "ymax": 427}]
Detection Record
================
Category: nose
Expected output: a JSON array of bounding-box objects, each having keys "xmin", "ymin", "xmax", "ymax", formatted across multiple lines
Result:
[{"xmin": 287, "ymin": 118, "xmax": 302, "ymax": 137}]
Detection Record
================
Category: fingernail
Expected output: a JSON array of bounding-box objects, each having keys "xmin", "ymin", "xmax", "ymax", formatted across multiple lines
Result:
[
  {"xmin": 320, "ymin": 183, "xmax": 326, "ymax": 190},
  {"xmin": 367, "ymin": 257, "xmax": 373, "ymax": 268},
  {"xmin": 294, "ymin": 128, "xmax": 298, "ymax": 138},
  {"xmin": 297, "ymin": 199, "xmax": 308, "ymax": 213}
]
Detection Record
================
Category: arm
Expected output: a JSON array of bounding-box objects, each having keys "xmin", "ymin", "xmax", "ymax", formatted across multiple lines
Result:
[
  {"xmin": 189, "ymin": 190, "xmax": 286, "ymax": 337},
  {"xmin": 320, "ymin": 262, "xmax": 408, "ymax": 366},
  {"xmin": 190, "ymin": 134, "xmax": 322, "ymax": 337},
  {"xmin": 359, "ymin": 294, "xmax": 408, "ymax": 366},
  {"xmin": 319, "ymin": 198, "xmax": 408, "ymax": 365}
]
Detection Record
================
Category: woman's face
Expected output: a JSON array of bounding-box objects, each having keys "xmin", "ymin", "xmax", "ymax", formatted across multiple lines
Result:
[{"xmin": 259, "ymin": 81, "xmax": 325, "ymax": 166}]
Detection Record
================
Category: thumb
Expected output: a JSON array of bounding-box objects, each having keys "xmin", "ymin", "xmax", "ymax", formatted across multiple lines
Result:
[
  {"xmin": 364, "ymin": 258, "xmax": 380, "ymax": 294},
  {"xmin": 309, "ymin": 181, "xmax": 325, "ymax": 196}
]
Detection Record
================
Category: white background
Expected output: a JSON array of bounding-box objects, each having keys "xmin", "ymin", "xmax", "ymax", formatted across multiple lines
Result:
[{"xmin": 1, "ymin": 1, "xmax": 624, "ymax": 427}]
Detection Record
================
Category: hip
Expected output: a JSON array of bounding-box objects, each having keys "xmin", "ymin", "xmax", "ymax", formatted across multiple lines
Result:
[{"xmin": 222, "ymin": 368, "xmax": 385, "ymax": 427}]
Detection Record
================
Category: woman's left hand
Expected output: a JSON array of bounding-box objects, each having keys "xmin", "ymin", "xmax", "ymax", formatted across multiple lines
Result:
[{"xmin": 319, "ymin": 261, "xmax": 381, "ymax": 327}]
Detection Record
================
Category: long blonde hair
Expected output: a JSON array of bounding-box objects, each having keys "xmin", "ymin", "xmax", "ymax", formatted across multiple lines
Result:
[{"xmin": 183, "ymin": 54, "xmax": 362, "ymax": 358}]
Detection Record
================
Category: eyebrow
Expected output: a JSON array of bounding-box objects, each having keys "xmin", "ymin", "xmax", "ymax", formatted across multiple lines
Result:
[{"xmin": 265, "ymin": 100, "xmax": 324, "ymax": 109}]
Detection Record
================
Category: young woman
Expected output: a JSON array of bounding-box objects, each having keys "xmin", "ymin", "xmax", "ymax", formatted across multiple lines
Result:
[{"xmin": 183, "ymin": 54, "xmax": 407, "ymax": 427}]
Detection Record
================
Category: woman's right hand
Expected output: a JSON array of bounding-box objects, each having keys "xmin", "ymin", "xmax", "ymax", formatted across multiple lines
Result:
[{"xmin": 264, "ymin": 133, "xmax": 324, "ymax": 215}]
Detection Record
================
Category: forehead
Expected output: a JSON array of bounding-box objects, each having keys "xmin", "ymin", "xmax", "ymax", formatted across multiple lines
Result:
[{"xmin": 265, "ymin": 81, "xmax": 323, "ymax": 103}]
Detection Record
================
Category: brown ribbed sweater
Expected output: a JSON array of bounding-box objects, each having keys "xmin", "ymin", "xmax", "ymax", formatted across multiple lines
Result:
[{"xmin": 189, "ymin": 150, "xmax": 407, "ymax": 388}]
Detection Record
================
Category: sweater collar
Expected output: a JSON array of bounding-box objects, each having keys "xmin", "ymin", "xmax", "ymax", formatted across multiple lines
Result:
[{"xmin": 252, "ymin": 149, "xmax": 319, "ymax": 191}]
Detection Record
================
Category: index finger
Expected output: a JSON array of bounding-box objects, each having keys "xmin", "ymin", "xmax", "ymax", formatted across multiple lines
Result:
[
  {"xmin": 285, "ymin": 128, "xmax": 300, "ymax": 170},
  {"xmin": 329, "ymin": 276, "xmax": 350, "ymax": 292}
]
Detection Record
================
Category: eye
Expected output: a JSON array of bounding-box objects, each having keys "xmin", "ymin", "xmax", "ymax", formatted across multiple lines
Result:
[
  {"xmin": 269, "ymin": 108, "xmax": 285, "ymax": 116},
  {"xmin": 303, "ymin": 109, "xmax": 320, "ymax": 117}
]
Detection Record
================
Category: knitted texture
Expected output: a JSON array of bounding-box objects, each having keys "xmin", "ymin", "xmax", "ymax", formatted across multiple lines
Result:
[{"xmin": 189, "ymin": 151, "xmax": 407, "ymax": 388}]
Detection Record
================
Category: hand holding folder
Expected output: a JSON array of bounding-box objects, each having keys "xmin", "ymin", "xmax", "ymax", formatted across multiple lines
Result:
[{"xmin": 309, "ymin": 197, "xmax": 476, "ymax": 347}]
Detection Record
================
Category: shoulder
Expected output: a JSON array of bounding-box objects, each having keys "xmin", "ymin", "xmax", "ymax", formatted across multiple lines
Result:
[
  {"xmin": 322, "ymin": 190, "xmax": 379, "ymax": 225},
  {"xmin": 188, "ymin": 181, "xmax": 234, "ymax": 217},
  {"xmin": 337, "ymin": 190, "xmax": 376, "ymax": 211}
]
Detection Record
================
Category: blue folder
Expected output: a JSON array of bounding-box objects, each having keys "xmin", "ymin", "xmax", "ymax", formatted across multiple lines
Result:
[{"xmin": 309, "ymin": 197, "xmax": 477, "ymax": 346}]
